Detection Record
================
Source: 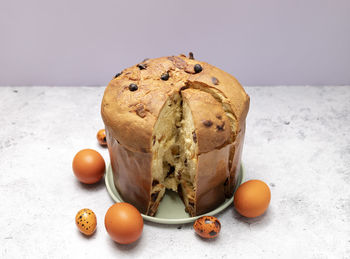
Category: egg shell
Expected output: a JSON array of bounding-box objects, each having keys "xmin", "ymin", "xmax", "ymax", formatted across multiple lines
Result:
[
  {"xmin": 105, "ymin": 202, "xmax": 143, "ymax": 244},
  {"xmin": 75, "ymin": 208, "xmax": 97, "ymax": 236},
  {"xmin": 193, "ymin": 216, "xmax": 221, "ymax": 239},
  {"xmin": 97, "ymin": 129, "xmax": 107, "ymax": 146},
  {"xmin": 72, "ymin": 149, "xmax": 105, "ymax": 184},
  {"xmin": 234, "ymin": 179, "xmax": 271, "ymax": 218}
]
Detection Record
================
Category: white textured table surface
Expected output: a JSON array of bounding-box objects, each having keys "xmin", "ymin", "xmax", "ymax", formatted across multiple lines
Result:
[{"xmin": 1, "ymin": 86, "xmax": 349, "ymax": 259}]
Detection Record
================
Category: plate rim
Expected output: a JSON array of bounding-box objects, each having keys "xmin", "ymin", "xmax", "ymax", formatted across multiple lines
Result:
[{"xmin": 105, "ymin": 163, "xmax": 244, "ymax": 224}]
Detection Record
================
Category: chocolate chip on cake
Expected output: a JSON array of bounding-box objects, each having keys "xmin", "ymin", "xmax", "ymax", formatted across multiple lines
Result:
[
  {"xmin": 202, "ymin": 120, "xmax": 213, "ymax": 127},
  {"xmin": 129, "ymin": 83, "xmax": 138, "ymax": 91},
  {"xmin": 216, "ymin": 114, "xmax": 222, "ymax": 120},
  {"xmin": 137, "ymin": 63, "xmax": 147, "ymax": 70},
  {"xmin": 192, "ymin": 131, "xmax": 197, "ymax": 143},
  {"xmin": 194, "ymin": 64, "xmax": 203, "ymax": 73},
  {"xmin": 211, "ymin": 77, "xmax": 219, "ymax": 85},
  {"xmin": 114, "ymin": 72, "xmax": 122, "ymax": 78},
  {"xmin": 189, "ymin": 52, "xmax": 194, "ymax": 60},
  {"xmin": 216, "ymin": 122, "xmax": 225, "ymax": 131},
  {"xmin": 161, "ymin": 72, "xmax": 169, "ymax": 81},
  {"xmin": 151, "ymin": 192, "xmax": 159, "ymax": 202},
  {"xmin": 166, "ymin": 165, "xmax": 175, "ymax": 177},
  {"xmin": 180, "ymin": 85, "xmax": 189, "ymax": 91}
]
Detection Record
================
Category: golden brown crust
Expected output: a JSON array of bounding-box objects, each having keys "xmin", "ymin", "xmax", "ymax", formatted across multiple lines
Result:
[
  {"xmin": 186, "ymin": 65, "xmax": 250, "ymax": 131},
  {"xmin": 101, "ymin": 55, "xmax": 249, "ymax": 153},
  {"xmin": 181, "ymin": 88, "xmax": 231, "ymax": 154}
]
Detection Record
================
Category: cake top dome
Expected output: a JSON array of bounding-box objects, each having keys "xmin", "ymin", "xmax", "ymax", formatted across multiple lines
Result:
[{"xmin": 101, "ymin": 54, "xmax": 250, "ymax": 153}]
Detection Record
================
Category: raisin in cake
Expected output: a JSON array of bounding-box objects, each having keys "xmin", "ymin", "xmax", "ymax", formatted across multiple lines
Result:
[{"xmin": 101, "ymin": 54, "xmax": 250, "ymax": 216}]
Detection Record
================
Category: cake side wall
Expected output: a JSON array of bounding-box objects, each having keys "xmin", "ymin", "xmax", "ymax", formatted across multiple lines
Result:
[
  {"xmin": 229, "ymin": 122, "xmax": 246, "ymax": 195},
  {"xmin": 106, "ymin": 127, "xmax": 152, "ymax": 214},
  {"xmin": 195, "ymin": 144, "xmax": 231, "ymax": 215}
]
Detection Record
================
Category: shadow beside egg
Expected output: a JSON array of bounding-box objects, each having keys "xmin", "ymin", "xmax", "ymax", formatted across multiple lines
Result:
[
  {"xmin": 108, "ymin": 235, "xmax": 142, "ymax": 251},
  {"xmin": 76, "ymin": 226, "xmax": 98, "ymax": 239},
  {"xmin": 193, "ymin": 231, "xmax": 221, "ymax": 242},
  {"xmin": 75, "ymin": 176, "xmax": 106, "ymax": 192},
  {"xmin": 232, "ymin": 206, "xmax": 273, "ymax": 227}
]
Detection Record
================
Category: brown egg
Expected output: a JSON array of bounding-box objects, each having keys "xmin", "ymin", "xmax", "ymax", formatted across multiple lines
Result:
[
  {"xmin": 105, "ymin": 203, "xmax": 143, "ymax": 244},
  {"xmin": 193, "ymin": 216, "xmax": 221, "ymax": 239},
  {"xmin": 234, "ymin": 179, "xmax": 271, "ymax": 218},
  {"xmin": 97, "ymin": 129, "xmax": 107, "ymax": 146},
  {"xmin": 75, "ymin": 208, "xmax": 97, "ymax": 236},
  {"xmin": 72, "ymin": 149, "xmax": 105, "ymax": 184}
]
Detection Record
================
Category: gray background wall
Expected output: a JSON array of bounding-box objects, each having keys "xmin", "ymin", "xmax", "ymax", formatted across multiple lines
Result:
[{"xmin": 0, "ymin": 0, "xmax": 349, "ymax": 86}]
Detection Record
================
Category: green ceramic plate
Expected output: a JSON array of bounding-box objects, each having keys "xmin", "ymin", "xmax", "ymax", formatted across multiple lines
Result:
[{"xmin": 105, "ymin": 163, "xmax": 244, "ymax": 224}]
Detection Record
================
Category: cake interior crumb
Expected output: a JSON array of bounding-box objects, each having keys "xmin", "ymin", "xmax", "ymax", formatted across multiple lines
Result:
[
  {"xmin": 149, "ymin": 83, "xmax": 238, "ymax": 216},
  {"xmin": 149, "ymin": 89, "xmax": 197, "ymax": 216}
]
